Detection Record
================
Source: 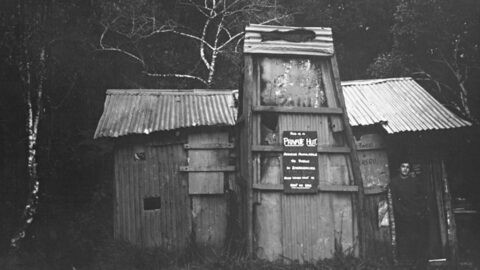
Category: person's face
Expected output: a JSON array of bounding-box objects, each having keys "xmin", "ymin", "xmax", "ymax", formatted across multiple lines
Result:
[{"xmin": 400, "ymin": 163, "xmax": 410, "ymax": 177}]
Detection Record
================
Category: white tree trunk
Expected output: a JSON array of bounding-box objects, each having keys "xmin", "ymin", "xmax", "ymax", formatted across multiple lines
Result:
[{"xmin": 11, "ymin": 48, "xmax": 46, "ymax": 249}]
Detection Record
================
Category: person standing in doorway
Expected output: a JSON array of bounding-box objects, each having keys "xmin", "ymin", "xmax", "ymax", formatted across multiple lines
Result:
[{"xmin": 390, "ymin": 161, "xmax": 429, "ymax": 268}]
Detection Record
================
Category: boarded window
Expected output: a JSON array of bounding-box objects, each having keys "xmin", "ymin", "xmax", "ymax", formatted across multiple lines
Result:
[{"xmin": 144, "ymin": 197, "xmax": 161, "ymax": 210}]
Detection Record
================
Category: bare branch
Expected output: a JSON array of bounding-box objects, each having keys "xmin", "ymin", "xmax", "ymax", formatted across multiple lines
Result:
[
  {"xmin": 218, "ymin": 31, "xmax": 244, "ymax": 51},
  {"xmin": 259, "ymin": 14, "xmax": 292, "ymax": 25},
  {"xmin": 99, "ymin": 26, "xmax": 146, "ymax": 67},
  {"xmin": 144, "ymin": 72, "xmax": 207, "ymax": 85}
]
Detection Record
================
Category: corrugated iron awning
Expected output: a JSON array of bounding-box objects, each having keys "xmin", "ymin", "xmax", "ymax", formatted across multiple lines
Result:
[
  {"xmin": 342, "ymin": 78, "xmax": 472, "ymax": 133},
  {"xmin": 244, "ymin": 24, "xmax": 334, "ymax": 56},
  {"xmin": 94, "ymin": 89, "xmax": 237, "ymax": 139}
]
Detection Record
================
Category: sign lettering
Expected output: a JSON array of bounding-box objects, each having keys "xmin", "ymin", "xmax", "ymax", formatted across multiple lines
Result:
[{"xmin": 283, "ymin": 131, "xmax": 319, "ymax": 194}]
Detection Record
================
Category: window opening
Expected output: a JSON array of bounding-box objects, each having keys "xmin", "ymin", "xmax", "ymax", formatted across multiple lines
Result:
[
  {"xmin": 260, "ymin": 113, "xmax": 279, "ymax": 145},
  {"xmin": 144, "ymin": 197, "xmax": 161, "ymax": 210}
]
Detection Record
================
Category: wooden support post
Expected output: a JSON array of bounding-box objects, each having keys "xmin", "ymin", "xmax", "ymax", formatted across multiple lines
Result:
[
  {"xmin": 331, "ymin": 55, "xmax": 367, "ymax": 258},
  {"xmin": 441, "ymin": 160, "xmax": 458, "ymax": 264},
  {"xmin": 243, "ymin": 55, "xmax": 255, "ymax": 255},
  {"xmin": 387, "ymin": 188, "xmax": 398, "ymax": 264}
]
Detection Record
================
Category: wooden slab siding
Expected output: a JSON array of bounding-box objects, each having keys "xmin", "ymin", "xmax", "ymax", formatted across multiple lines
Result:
[{"xmin": 188, "ymin": 132, "xmax": 229, "ymax": 251}]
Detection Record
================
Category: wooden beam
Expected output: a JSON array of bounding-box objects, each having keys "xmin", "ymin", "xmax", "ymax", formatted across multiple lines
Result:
[
  {"xmin": 243, "ymin": 55, "xmax": 255, "ymax": 255},
  {"xmin": 318, "ymin": 184, "xmax": 359, "ymax": 192},
  {"xmin": 364, "ymin": 186, "xmax": 387, "ymax": 195},
  {"xmin": 387, "ymin": 188, "xmax": 398, "ymax": 264},
  {"xmin": 184, "ymin": 143, "xmax": 234, "ymax": 149},
  {"xmin": 252, "ymin": 145, "xmax": 351, "ymax": 153},
  {"xmin": 179, "ymin": 165, "xmax": 235, "ymax": 172},
  {"xmin": 441, "ymin": 160, "xmax": 458, "ymax": 264},
  {"xmin": 252, "ymin": 183, "xmax": 359, "ymax": 192},
  {"xmin": 252, "ymin": 105, "xmax": 343, "ymax": 115},
  {"xmin": 331, "ymin": 54, "xmax": 367, "ymax": 258},
  {"xmin": 252, "ymin": 183, "xmax": 284, "ymax": 191},
  {"xmin": 356, "ymin": 146, "xmax": 386, "ymax": 151}
]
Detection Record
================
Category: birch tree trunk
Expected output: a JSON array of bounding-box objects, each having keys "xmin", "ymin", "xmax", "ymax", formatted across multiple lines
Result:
[{"xmin": 10, "ymin": 48, "xmax": 47, "ymax": 249}]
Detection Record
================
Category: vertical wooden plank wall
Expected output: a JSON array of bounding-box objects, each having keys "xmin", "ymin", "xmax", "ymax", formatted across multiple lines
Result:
[{"xmin": 187, "ymin": 132, "xmax": 229, "ymax": 252}]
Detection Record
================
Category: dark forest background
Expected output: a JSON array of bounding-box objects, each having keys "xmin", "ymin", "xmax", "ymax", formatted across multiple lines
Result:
[{"xmin": 0, "ymin": 0, "xmax": 479, "ymax": 268}]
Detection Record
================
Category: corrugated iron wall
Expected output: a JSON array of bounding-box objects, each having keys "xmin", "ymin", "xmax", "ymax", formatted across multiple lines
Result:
[
  {"xmin": 113, "ymin": 129, "xmax": 233, "ymax": 251},
  {"xmin": 115, "ymin": 143, "xmax": 145, "ymax": 245},
  {"xmin": 278, "ymin": 115, "xmax": 356, "ymax": 260},
  {"xmin": 114, "ymin": 134, "xmax": 191, "ymax": 249}
]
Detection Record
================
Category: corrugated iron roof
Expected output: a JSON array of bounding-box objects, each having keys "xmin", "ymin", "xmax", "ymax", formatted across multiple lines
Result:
[
  {"xmin": 342, "ymin": 77, "xmax": 472, "ymax": 133},
  {"xmin": 94, "ymin": 89, "xmax": 237, "ymax": 139},
  {"xmin": 244, "ymin": 24, "xmax": 334, "ymax": 56}
]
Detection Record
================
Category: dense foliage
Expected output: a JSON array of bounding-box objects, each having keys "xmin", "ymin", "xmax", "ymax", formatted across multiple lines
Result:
[{"xmin": 0, "ymin": 0, "xmax": 479, "ymax": 268}]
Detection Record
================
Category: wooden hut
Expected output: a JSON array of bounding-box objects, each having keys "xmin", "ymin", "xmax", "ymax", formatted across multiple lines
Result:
[
  {"xmin": 342, "ymin": 78, "xmax": 472, "ymax": 264},
  {"xmin": 94, "ymin": 89, "xmax": 237, "ymax": 252},
  {"xmin": 239, "ymin": 24, "xmax": 366, "ymax": 261}
]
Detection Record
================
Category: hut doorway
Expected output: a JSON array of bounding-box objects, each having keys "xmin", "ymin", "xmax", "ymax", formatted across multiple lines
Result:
[
  {"xmin": 389, "ymin": 151, "xmax": 449, "ymax": 263},
  {"xmin": 411, "ymin": 157, "xmax": 448, "ymax": 260}
]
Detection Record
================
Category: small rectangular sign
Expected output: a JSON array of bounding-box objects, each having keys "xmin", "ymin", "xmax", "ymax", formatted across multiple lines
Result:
[{"xmin": 282, "ymin": 131, "xmax": 319, "ymax": 194}]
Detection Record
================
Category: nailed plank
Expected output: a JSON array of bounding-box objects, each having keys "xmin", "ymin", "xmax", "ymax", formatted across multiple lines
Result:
[
  {"xmin": 252, "ymin": 144, "xmax": 350, "ymax": 153},
  {"xmin": 253, "ymin": 183, "xmax": 284, "ymax": 191},
  {"xmin": 188, "ymin": 172, "xmax": 224, "ymax": 194},
  {"xmin": 188, "ymin": 131, "xmax": 229, "ymax": 251},
  {"xmin": 253, "ymin": 105, "xmax": 343, "ymax": 115},
  {"xmin": 179, "ymin": 165, "xmax": 235, "ymax": 172},
  {"xmin": 364, "ymin": 186, "xmax": 387, "ymax": 195},
  {"xmin": 253, "ymin": 183, "xmax": 359, "ymax": 192},
  {"xmin": 184, "ymin": 143, "xmax": 234, "ymax": 149},
  {"xmin": 243, "ymin": 55, "xmax": 257, "ymax": 255},
  {"xmin": 318, "ymin": 184, "xmax": 358, "ymax": 192}
]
